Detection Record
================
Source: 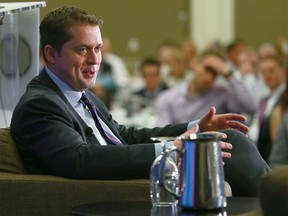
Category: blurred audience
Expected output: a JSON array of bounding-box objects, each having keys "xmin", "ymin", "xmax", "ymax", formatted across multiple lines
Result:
[
  {"xmin": 277, "ymin": 38, "xmax": 288, "ymax": 75},
  {"xmin": 258, "ymin": 42, "xmax": 277, "ymax": 59},
  {"xmin": 101, "ymin": 36, "xmax": 288, "ymax": 139},
  {"xmin": 249, "ymin": 55, "xmax": 286, "ymax": 162},
  {"xmin": 155, "ymin": 50, "xmax": 256, "ymax": 126},
  {"xmin": 110, "ymin": 57, "xmax": 168, "ymax": 127},
  {"xmin": 133, "ymin": 57, "xmax": 168, "ymax": 108},
  {"xmin": 180, "ymin": 39, "xmax": 198, "ymax": 73},
  {"xmin": 90, "ymin": 36, "xmax": 130, "ymax": 109},
  {"xmin": 269, "ymin": 75, "xmax": 288, "ymax": 168},
  {"xmin": 164, "ymin": 47, "xmax": 192, "ymax": 87},
  {"xmin": 156, "ymin": 41, "xmax": 178, "ymax": 78},
  {"xmin": 90, "ymin": 60, "xmax": 117, "ymax": 109},
  {"xmin": 225, "ymin": 39, "xmax": 246, "ymax": 71},
  {"xmin": 234, "ymin": 47, "xmax": 270, "ymax": 107},
  {"xmin": 101, "ymin": 36, "xmax": 130, "ymax": 88},
  {"xmin": 157, "ymin": 41, "xmax": 192, "ymax": 88}
]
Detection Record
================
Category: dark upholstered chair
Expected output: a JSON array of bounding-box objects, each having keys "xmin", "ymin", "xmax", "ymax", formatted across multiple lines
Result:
[{"xmin": 0, "ymin": 128, "xmax": 149, "ymax": 216}]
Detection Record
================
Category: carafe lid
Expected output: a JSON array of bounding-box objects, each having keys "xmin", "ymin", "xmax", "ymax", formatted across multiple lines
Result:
[
  {"xmin": 179, "ymin": 132, "xmax": 223, "ymax": 141},
  {"xmin": 151, "ymin": 132, "xmax": 223, "ymax": 142}
]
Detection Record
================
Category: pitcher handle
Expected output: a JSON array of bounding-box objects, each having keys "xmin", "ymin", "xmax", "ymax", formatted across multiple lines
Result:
[{"xmin": 159, "ymin": 146, "xmax": 183, "ymax": 198}]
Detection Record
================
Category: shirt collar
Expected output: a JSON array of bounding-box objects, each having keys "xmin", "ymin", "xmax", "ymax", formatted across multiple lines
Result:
[
  {"xmin": 45, "ymin": 66, "xmax": 83, "ymax": 107},
  {"xmin": 271, "ymin": 83, "xmax": 286, "ymax": 98}
]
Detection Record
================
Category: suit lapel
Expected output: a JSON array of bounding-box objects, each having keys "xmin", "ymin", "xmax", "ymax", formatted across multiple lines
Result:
[
  {"xmin": 37, "ymin": 69, "xmax": 125, "ymax": 145},
  {"xmin": 37, "ymin": 70, "xmax": 102, "ymax": 144}
]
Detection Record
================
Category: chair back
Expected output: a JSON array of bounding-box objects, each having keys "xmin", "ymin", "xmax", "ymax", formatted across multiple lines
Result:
[{"xmin": 0, "ymin": 128, "xmax": 27, "ymax": 174}]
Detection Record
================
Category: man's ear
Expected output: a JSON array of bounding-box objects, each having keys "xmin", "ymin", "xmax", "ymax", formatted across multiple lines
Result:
[{"xmin": 44, "ymin": 45, "xmax": 56, "ymax": 64}]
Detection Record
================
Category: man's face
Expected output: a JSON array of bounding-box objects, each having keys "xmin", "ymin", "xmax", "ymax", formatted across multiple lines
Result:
[
  {"xmin": 142, "ymin": 64, "xmax": 161, "ymax": 91},
  {"xmin": 193, "ymin": 65, "xmax": 216, "ymax": 92},
  {"xmin": 260, "ymin": 59, "xmax": 285, "ymax": 90},
  {"xmin": 51, "ymin": 25, "xmax": 103, "ymax": 91}
]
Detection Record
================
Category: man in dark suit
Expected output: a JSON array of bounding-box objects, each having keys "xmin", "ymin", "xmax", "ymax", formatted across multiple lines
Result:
[
  {"xmin": 249, "ymin": 56, "xmax": 286, "ymax": 162},
  {"xmin": 10, "ymin": 6, "xmax": 269, "ymax": 196},
  {"xmin": 134, "ymin": 57, "xmax": 168, "ymax": 102},
  {"xmin": 127, "ymin": 57, "xmax": 168, "ymax": 120}
]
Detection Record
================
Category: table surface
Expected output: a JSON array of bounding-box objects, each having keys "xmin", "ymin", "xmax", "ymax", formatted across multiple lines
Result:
[{"xmin": 72, "ymin": 197, "xmax": 261, "ymax": 216}]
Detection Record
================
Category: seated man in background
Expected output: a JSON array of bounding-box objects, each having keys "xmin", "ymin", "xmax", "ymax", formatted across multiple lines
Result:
[
  {"xmin": 157, "ymin": 43, "xmax": 192, "ymax": 88},
  {"xmin": 10, "ymin": 6, "xmax": 269, "ymax": 197},
  {"xmin": 155, "ymin": 50, "xmax": 257, "ymax": 127},
  {"xmin": 249, "ymin": 55, "xmax": 286, "ymax": 162},
  {"xmin": 133, "ymin": 57, "xmax": 168, "ymax": 109},
  {"xmin": 114, "ymin": 57, "xmax": 169, "ymax": 126}
]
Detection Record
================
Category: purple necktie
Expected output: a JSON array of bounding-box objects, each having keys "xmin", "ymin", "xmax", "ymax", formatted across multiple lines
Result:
[
  {"xmin": 258, "ymin": 96, "xmax": 270, "ymax": 125},
  {"xmin": 80, "ymin": 93, "xmax": 121, "ymax": 145}
]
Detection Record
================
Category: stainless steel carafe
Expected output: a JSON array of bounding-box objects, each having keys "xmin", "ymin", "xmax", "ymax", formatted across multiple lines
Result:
[{"xmin": 160, "ymin": 133, "xmax": 227, "ymax": 210}]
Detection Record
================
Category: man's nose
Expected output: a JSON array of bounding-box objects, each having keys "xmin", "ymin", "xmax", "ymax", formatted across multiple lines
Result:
[{"xmin": 87, "ymin": 50, "xmax": 101, "ymax": 64}]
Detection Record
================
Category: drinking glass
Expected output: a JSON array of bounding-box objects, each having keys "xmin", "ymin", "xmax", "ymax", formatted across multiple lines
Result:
[{"xmin": 149, "ymin": 137, "xmax": 179, "ymax": 208}]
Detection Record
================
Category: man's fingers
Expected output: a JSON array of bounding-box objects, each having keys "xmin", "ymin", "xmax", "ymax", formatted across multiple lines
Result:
[
  {"xmin": 225, "ymin": 113, "xmax": 247, "ymax": 122},
  {"xmin": 220, "ymin": 141, "xmax": 232, "ymax": 150},
  {"xmin": 184, "ymin": 124, "xmax": 199, "ymax": 136},
  {"xmin": 200, "ymin": 107, "xmax": 216, "ymax": 131},
  {"xmin": 222, "ymin": 151, "xmax": 232, "ymax": 159},
  {"xmin": 202, "ymin": 106, "xmax": 216, "ymax": 121},
  {"xmin": 207, "ymin": 106, "xmax": 216, "ymax": 118},
  {"xmin": 221, "ymin": 142, "xmax": 232, "ymax": 159},
  {"xmin": 227, "ymin": 121, "xmax": 249, "ymax": 133}
]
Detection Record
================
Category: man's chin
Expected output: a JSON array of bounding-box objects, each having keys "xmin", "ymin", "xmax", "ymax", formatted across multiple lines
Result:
[
  {"xmin": 87, "ymin": 80, "xmax": 97, "ymax": 89},
  {"xmin": 75, "ymin": 81, "xmax": 96, "ymax": 91}
]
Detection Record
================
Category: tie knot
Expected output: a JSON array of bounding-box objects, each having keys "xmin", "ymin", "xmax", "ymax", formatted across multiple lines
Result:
[
  {"xmin": 80, "ymin": 92, "xmax": 89, "ymax": 104},
  {"xmin": 80, "ymin": 93, "xmax": 95, "ymax": 109}
]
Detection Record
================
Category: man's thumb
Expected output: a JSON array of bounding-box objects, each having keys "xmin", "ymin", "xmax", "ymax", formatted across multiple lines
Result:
[{"xmin": 204, "ymin": 106, "xmax": 216, "ymax": 120}]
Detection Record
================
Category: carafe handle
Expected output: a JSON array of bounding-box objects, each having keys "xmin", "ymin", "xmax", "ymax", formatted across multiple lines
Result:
[{"xmin": 159, "ymin": 146, "xmax": 184, "ymax": 198}]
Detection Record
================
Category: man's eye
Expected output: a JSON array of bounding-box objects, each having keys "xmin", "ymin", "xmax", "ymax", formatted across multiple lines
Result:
[
  {"xmin": 95, "ymin": 46, "xmax": 102, "ymax": 52},
  {"xmin": 78, "ymin": 48, "xmax": 87, "ymax": 54}
]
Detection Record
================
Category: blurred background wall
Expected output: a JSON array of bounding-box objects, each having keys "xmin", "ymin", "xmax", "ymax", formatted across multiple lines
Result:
[{"xmin": 7, "ymin": 0, "xmax": 288, "ymax": 75}]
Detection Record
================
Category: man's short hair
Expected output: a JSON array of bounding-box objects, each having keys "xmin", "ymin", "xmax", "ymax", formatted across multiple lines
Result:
[{"xmin": 40, "ymin": 6, "xmax": 103, "ymax": 63}]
